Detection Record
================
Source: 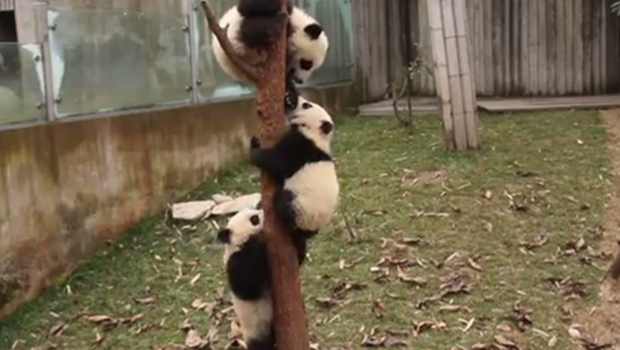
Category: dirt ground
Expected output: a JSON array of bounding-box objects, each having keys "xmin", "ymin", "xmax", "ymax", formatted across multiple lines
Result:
[{"xmin": 577, "ymin": 109, "xmax": 620, "ymax": 349}]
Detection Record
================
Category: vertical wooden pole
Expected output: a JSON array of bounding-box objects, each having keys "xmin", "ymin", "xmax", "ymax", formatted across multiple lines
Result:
[
  {"xmin": 256, "ymin": 0, "xmax": 310, "ymax": 349},
  {"xmin": 427, "ymin": 0, "xmax": 479, "ymax": 151}
]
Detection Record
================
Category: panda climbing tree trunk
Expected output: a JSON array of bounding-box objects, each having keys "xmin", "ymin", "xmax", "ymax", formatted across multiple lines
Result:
[{"xmin": 200, "ymin": 1, "xmax": 311, "ymax": 350}]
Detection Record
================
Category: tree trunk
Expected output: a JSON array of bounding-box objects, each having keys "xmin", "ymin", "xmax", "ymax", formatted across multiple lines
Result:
[{"xmin": 256, "ymin": 1, "xmax": 311, "ymax": 349}]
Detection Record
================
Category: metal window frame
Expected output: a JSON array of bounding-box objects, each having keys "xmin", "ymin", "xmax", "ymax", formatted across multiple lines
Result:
[{"xmin": 0, "ymin": 1, "xmax": 354, "ymax": 131}]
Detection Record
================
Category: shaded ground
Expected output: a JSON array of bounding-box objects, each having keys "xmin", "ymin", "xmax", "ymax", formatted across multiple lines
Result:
[{"xmin": 0, "ymin": 111, "xmax": 613, "ymax": 350}]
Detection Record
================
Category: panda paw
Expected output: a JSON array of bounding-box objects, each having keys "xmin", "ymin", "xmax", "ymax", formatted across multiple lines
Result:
[{"xmin": 250, "ymin": 136, "xmax": 261, "ymax": 150}]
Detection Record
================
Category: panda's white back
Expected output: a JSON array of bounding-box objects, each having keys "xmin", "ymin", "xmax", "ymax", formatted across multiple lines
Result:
[
  {"xmin": 231, "ymin": 292, "xmax": 273, "ymax": 341},
  {"xmin": 285, "ymin": 161, "xmax": 339, "ymax": 231},
  {"xmin": 211, "ymin": 6, "xmax": 249, "ymax": 82}
]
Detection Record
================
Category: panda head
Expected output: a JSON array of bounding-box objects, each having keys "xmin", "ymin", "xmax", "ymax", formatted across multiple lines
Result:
[
  {"xmin": 288, "ymin": 7, "xmax": 329, "ymax": 83},
  {"xmin": 286, "ymin": 95, "xmax": 311, "ymax": 120},
  {"xmin": 289, "ymin": 101, "xmax": 334, "ymax": 154},
  {"xmin": 217, "ymin": 208, "xmax": 264, "ymax": 259}
]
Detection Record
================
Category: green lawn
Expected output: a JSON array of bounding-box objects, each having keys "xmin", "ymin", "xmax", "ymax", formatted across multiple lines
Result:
[{"xmin": 0, "ymin": 111, "xmax": 611, "ymax": 350}]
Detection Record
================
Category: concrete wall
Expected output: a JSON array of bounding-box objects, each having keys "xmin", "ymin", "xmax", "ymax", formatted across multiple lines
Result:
[{"xmin": 0, "ymin": 84, "xmax": 353, "ymax": 318}]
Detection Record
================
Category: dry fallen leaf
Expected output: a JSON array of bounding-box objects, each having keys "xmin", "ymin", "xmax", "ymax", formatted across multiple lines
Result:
[
  {"xmin": 315, "ymin": 297, "xmax": 341, "ymax": 309},
  {"xmin": 87, "ymin": 315, "xmax": 113, "ymax": 323},
  {"xmin": 580, "ymin": 339, "xmax": 612, "ymax": 350},
  {"xmin": 547, "ymin": 335, "xmax": 558, "ymax": 348},
  {"xmin": 520, "ymin": 234, "xmax": 549, "ymax": 250},
  {"xmin": 462, "ymin": 317, "xmax": 475, "ymax": 333},
  {"xmin": 372, "ymin": 299, "xmax": 385, "ymax": 319},
  {"xmin": 496, "ymin": 324, "xmax": 512, "ymax": 332},
  {"xmin": 180, "ymin": 319, "xmax": 194, "ymax": 331},
  {"xmin": 439, "ymin": 304, "xmax": 462, "ymax": 313},
  {"xmin": 385, "ymin": 336, "xmax": 408, "ymax": 347},
  {"xmin": 135, "ymin": 296, "xmax": 156, "ymax": 305},
  {"xmin": 484, "ymin": 190, "xmax": 493, "ymax": 200},
  {"xmin": 494, "ymin": 334, "xmax": 520, "ymax": 349},
  {"xmin": 512, "ymin": 304, "xmax": 533, "ymax": 331},
  {"xmin": 396, "ymin": 266, "xmax": 427, "ymax": 286},
  {"xmin": 185, "ymin": 329, "xmax": 208, "ymax": 348},
  {"xmin": 568, "ymin": 327, "xmax": 581, "ymax": 340},
  {"xmin": 190, "ymin": 274, "xmax": 202, "ymax": 286},
  {"xmin": 467, "ymin": 258, "xmax": 483, "ymax": 271},
  {"xmin": 93, "ymin": 332, "xmax": 104, "ymax": 347},
  {"xmin": 361, "ymin": 334, "xmax": 386, "ymax": 347},
  {"xmin": 48, "ymin": 321, "xmax": 66, "ymax": 337}
]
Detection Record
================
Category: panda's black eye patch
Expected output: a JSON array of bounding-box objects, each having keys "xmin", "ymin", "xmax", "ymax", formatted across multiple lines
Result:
[
  {"xmin": 304, "ymin": 24, "xmax": 323, "ymax": 40},
  {"xmin": 320, "ymin": 121, "xmax": 333, "ymax": 135},
  {"xmin": 217, "ymin": 229, "xmax": 231, "ymax": 243},
  {"xmin": 250, "ymin": 215, "xmax": 260, "ymax": 226},
  {"xmin": 299, "ymin": 59, "xmax": 313, "ymax": 71},
  {"xmin": 302, "ymin": 102, "xmax": 312, "ymax": 109}
]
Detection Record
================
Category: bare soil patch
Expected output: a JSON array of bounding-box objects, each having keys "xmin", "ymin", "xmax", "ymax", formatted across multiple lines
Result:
[{"xmin": 576, "ymin": 109, "xmax": 620, "ymax": 349}]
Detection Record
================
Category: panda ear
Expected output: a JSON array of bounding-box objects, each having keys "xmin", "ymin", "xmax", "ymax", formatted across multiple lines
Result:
[
  {"xmin": 304, "ymin": 24, "xmax": 323, "ymax": 40},
  {"xmin": 320, "ymin": 121, "xmax": 333, "ymax": 135},
  {"xmin": 217, "ymin": 229, "xmax": 231, "ymax": 243}
]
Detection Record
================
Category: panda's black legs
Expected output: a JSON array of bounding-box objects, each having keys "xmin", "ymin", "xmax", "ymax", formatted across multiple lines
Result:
[
  {"xmin": 237, "ymin": 0, "xmax": 282, "ymax": 17},
  {"xmin": 226, "ymin": 237, "xmax": 271, "ymax": 301},
  {"xmin": 292, "ymin": 235, "xmax": 307, "ymax": 266},
  {"xmin": 247, "ymin": 329, "xmax": 276, "ymax": 350},
  {"xmin": 249, "ymin": 137, "xmax": 286, "ymax": 178},
  {"xmin": 239, "ymin": 16, "xmax": 287, "ymax": 51},
  {"xmin": 273, "ymin": 188, "xmax": 297, "ymax": 230}
]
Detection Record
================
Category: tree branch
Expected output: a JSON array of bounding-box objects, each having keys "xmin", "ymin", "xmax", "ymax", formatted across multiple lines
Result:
[{"xmin": 200, "ymin": 0, "xmax": 261, "ymax": 83}]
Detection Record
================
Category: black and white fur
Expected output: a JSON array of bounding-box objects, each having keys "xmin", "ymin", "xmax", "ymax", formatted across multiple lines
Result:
[
  {"xmin": 217, "ymin": 209, "xmax": 307, "ymax": 349},
  {"xmin": 218, "ymin": 209, "xmax": 274, "ymax": 350},
  {"xmin": 211, "ymin": 0, "xmax": 329, "ymax": 86},
  {"xmin": 249, "ymin": 101, "xmax": 339, "ymax": 244}
]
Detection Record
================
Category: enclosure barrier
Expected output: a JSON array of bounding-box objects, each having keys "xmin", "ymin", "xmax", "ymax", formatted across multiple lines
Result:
[{"xmin": 0, "ymin": 0, "xmax": 354, "ymax": 128}]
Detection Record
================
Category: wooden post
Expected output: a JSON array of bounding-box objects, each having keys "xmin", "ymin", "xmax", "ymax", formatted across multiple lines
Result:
[
  {"xmin": 200, "ymin": 1, "xmax": 310, "ymax": 350},
  {"xmin": 427, "ymin": 0, "xmax": 479, "ymax": 151}
]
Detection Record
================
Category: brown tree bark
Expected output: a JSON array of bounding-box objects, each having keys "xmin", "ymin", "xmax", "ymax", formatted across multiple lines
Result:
[{"xmin": 201, "ymin": 1, "xmax": 310, "ymax": 349}]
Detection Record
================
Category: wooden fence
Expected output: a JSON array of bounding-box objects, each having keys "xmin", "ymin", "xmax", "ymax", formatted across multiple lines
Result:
[{"xmin": 354, "ymin": 0, "xmax": 620, "ymax": 102}]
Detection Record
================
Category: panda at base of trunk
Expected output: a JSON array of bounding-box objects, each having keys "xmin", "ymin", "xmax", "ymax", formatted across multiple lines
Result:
[
  {"xmin": 249, "ymin": 100, "xmax": 339, "ymax": 248},
  {"xmin": 217, "ymin": 209, "xmax": 307, "ymax": 350}
]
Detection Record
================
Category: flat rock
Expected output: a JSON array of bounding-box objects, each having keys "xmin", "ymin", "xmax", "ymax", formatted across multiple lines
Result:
[
  {"xmin": 212, "ymin": 194, "xmax": 234, "ymax": 204},
  {"xmin": 211, "ymin": 193, "xmax": 261, "ymax": 216},
  {"xmin": 172, "ymin": 200, "xmax": 216, "ymax": 221}
]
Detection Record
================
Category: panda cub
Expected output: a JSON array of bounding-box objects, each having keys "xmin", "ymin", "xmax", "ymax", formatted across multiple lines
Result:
[
  {"xmin": 218, "ymin": 209, "xmax": 273, "ymax": 350},
  {"xmin": 217, "ymin": 209, "xmax": 307, "ymax": 350},
  {"xmin": 211, "ymin": 0, "xmax": 329, "ymax": 98},
  {"xmin": 249, "ymin": 101, "xmax": 339, "ymax": 246}
]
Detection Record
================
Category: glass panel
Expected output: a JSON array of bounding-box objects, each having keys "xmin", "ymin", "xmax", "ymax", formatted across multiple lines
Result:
[
  {"xmin": 0, "ymin": 43, "xmax": 46, "ymax": 125},
  {"xmin": 302, "ymin": 0, "xmax": 354, "ymax": 86},
  {"xmin": 193, "ymin": 0, "xmax": 256, "ymax": 102},
  {"xmin": 47, "ymin": 10, "xmax": 192, "ymax": 117}
]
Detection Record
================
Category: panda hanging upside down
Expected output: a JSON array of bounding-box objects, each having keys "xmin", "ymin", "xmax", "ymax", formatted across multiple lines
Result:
[
  {"xmin": 210, "ymin": 0, "xmax": 329, "ymax": 115},
  {"xmin": 249, "ymin": 100, "xmax": 340, "ymax": 250},
  {"xmin": 217, "ymin": 208, "xmax": 307, "ymax": 350}
]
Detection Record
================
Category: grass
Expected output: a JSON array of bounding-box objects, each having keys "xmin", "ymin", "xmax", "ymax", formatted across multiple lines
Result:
[{"xmin": 0, "ymin": 111, "xmax": 611, "ymax": 350}]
